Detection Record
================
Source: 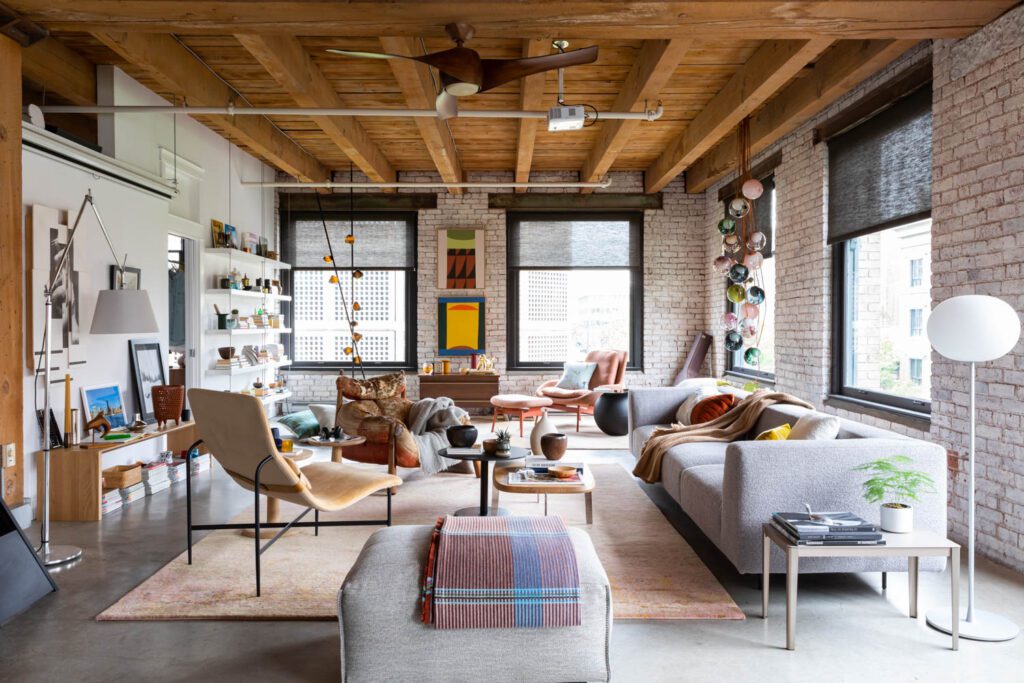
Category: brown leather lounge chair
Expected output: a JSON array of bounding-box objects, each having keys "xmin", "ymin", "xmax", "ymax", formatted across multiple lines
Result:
[
  {"xmin": 535, "ymin": 349, "xmax": 628, "ymax": 431},
  {"xmin": 185, "ymin": 389, "xmax": 401, "ymax": 596}
]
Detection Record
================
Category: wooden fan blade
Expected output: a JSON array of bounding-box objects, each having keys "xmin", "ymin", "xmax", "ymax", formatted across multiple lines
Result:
[
  {"xmin": 325, "ymin": 48, "xmax": 408, "ymax": 60},
  {"xmin": 479, "ymin": 45, "xmax": 598, "ymax": 92},
  {"xmin": 414, "ymin": 47, "xmax": 483, "ymax": 89}
]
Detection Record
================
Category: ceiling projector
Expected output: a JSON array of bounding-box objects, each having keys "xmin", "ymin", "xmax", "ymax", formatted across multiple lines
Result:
[{"xmin": 547, "ymin": 105, "xmax": 586, "ymax": 132}]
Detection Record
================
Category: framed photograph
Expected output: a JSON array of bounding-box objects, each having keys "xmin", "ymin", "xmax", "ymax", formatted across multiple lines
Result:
[
  {"xmin": 438, "ymin": 297, "xmax": 485, "ymax": 356},
  {"xmin": 437, "ymin": 228, "xmax": 485, "ymax": 289},
  {"xmin": 211, "ymin": 219, "xmax": 228, "ymax": 248},
  {"xmin": 224, "ymin": 224, "xmax": 239, "ymax": 250},
  {"xmin": 241, "ymin": 231, "xmax": 260, "ymax": 254},
  {"xmin": 35, "ymin": 408, "xmax": 63, "ymax": 449},
  {"xmin": 128, "ymin": 339, "xmax": 166, "ymax": 423},
  {"xmin": 81, "ymin": 384, "xmax": 127, "ymax": 430},
  {"xmin": 109, "ymin": 265, "xmax": 141, "ymax": 290}
]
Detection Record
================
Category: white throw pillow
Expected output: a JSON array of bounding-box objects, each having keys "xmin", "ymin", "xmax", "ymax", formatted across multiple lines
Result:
[
  {"xmin": 788, "ymin": 413, "xmax": 841, "ymax": 440},
  {"xmin": 555, "ymin": 362, "xmax": 598, "ymax": 390},
  {"xmin": 309, "ymin": 403, "xmax": 337, "ymax": 429},
  {"xmin": 675, "ymin": 386, "xmax": 721, "ymax": 426}
]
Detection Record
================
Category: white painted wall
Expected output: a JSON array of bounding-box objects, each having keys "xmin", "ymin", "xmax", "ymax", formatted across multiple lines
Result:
[{"xmin": 21, "ymin": 67, "xmax": 275, "ymax": 515}]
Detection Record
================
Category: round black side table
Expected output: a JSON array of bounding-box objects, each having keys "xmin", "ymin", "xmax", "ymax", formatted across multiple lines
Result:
[
  {"xmin": 438, "ymin": 446, "xmax": 530, "ymax": 516},
  {"xmin": 594, "ymin": 389, "xmax": 629, "ymax": 436}
]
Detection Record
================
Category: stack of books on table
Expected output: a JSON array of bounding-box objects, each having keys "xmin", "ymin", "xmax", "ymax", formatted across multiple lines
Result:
[
  {"xmin": 507, "ymin": 462, "xmax": 585, "ymax": 486},
  {"xmin": 141, "ymin": 462, "xmax": 170, "ymax": 495},
  {"xmin": 119, "ymin": 481, "xmax": 147, "ymax": 506},
  {"xmin": 165, "ymin": 459, "xmax": 187, "ymax": 483},
  {"xmin": 771, "ymin": 511, "xmax": 885, "ymax": 546},
  {"xmin": 101, "ymin": 488, "xmax": 123, "ymax": 516}
]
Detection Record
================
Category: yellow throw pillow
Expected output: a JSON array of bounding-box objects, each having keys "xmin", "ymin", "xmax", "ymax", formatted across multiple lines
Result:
[{"xmin": 755, "ymin": 424, "xmax": 791, "ymax": 441}]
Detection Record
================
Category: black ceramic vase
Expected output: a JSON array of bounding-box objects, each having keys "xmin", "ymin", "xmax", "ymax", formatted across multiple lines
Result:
[{"xmin": 446, "ymin": 424, "xmax": 479, "ymax": 448}]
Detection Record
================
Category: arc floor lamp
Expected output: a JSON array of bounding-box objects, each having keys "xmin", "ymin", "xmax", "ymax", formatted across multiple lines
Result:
[
  {"xmin": 37, "ymin": 190, "xmax": 159, "ymax": 567},
  {"xmin": 925, "ymin": 294, "xmax": 1021, "ymax": 642}
]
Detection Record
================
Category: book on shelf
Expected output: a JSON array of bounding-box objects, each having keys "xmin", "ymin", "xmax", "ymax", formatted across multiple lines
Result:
[
  {"xmin": 165, "ymin": 461, "xmax": 186, "ymax": 482},
  {"xmin": 769, "ymin": 520, "xmax": 885, "ymax": 546},
  {"xmin": 102, "ymin": 488, "xmax": 122, "ymax": 505},
  {"xmin": 120, "ymin": 481, "xmax": 147, "ymax": 505},
  {"xmin": 140, "ymin": 462, "xmax": 168, "ymax": 480}
]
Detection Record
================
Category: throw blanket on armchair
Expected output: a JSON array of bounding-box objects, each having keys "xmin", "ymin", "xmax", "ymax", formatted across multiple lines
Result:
[
  {"xmin": 421, "ymin": 515, "xmax": 581, "ymax": 629},
  {"xmin": 633, "ymin": 390, "xmax": 814, "ymax": 484},
  {"xmin": 407, "ymin": 397, "xmax": 470, "ymax": 475}
]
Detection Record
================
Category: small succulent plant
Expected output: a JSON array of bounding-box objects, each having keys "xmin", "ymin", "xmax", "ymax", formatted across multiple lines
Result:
[{"xmin": 495, "ymin": 428, "xmax": 512, "ymax": 449}]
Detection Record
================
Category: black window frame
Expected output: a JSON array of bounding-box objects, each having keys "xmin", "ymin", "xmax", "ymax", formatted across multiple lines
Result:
[
  {"xmin": 506, "ymin": 210, "xmax": 644, "ymax": 372},
  {"xmin": 280, "ymin": 209, "xmax": 418, "ymax": 371},
  {"xmin": 830, "ymin": 233, "xmax": 931, "ymax": 416},
  {"xmin": 725, "ymin": 176, "xmax": 776, "ymax": 383}
]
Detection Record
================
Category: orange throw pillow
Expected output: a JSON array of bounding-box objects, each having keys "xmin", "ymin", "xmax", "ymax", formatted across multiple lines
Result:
[{"xmin": 690, "ymin": 394, "xmax": 736, "ymax": 425}]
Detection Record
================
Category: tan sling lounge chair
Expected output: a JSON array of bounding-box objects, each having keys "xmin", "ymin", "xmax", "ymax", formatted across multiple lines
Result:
[{"xmin": 185, "ymin": 389, "xmax": 402, "ymax": 596}]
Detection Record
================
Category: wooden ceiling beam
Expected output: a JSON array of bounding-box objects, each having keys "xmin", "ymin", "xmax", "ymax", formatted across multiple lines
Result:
[
  {"xmin": 22, "ymin": 36, "xmax": 96, "ymax": 105},
  {"xmin": 513, "ymin": 38, "xmax": 549, "ymax": 193},
  {"xmin": 7, "ymin": 2, "xmax": 1017, "ymax": 39},
  {"xmin": 378, "ymin": 36, "xmax": 463, "ymax": 194},
  {"xmin": 580, "ymin": 38, "xmax": 691, "ymax": 193},
  {"xmin": 644, "ymin": 38, "xmax": 832, "ymax": 193},
  {"xmin": 93, "ymin": 31, "xmax": 329, "ymax": 183},
  {"xmin": 236, "ymin": 34, "xmax": 395, "ymax": 183},
  {"xmin": 685, "ymin": 39, "xmax": 919, "ymax": 193}
]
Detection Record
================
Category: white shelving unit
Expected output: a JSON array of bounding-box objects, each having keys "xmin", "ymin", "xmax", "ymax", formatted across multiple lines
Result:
[{"xmin": 203, "ymin": 248, "xmax": 294, "ymax": 415}]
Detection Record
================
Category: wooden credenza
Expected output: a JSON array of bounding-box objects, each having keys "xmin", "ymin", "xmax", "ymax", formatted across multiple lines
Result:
[{"xmin": 418, "ymin": 373, "xmax": 499, "ymax": 411}]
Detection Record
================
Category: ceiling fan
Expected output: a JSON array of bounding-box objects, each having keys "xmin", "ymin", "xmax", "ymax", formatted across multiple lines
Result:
[{"xmin": 326, "ymin": 23, "xmax": 598, "ymax": 120}]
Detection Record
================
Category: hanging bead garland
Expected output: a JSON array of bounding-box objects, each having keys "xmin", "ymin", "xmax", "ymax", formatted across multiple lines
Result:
[{"xmin": 714, "ymin": 118, "xmax": 768, "ymax": 366}]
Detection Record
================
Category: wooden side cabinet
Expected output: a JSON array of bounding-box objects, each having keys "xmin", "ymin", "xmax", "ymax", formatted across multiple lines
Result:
[{"xmin": 418, "ymin": 373, "xmax": 499, "ymax": 411}]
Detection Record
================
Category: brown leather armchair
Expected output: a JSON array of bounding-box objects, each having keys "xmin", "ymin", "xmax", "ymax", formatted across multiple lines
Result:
[{"xmin": 536, "ymin": 349, "xmax": 628, "ymax": 431}]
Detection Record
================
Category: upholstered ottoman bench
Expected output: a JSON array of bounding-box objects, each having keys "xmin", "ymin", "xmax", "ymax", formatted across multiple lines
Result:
[
  {"xmin": 338, "ymin": 525, "xmax": 612, "ymax": 682},
  {"xmin": 490, "ymin": 393, "xmax": 554, "ymax": 436}
]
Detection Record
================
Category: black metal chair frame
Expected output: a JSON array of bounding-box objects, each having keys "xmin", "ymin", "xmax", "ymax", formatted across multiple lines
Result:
[{"xmin": 183, "ymin": 440, "xmax": 392, "ymax": 597}]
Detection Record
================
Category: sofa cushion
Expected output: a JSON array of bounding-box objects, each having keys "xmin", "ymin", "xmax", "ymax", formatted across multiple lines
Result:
[
  {"xmin": 675, "ymin": 386, "xmax": 720, "ymax": 424},
  {"xmin": 750, "ymin": 403, "xmax": 813, "ymax": 437},
  {"xmin": 789, "ymin": 413, "xmax": 841, "ymax": 440},
  {"xmin": 661, "ymin": 443, "xmax": 729, "ymax": 503},
  {"xmin": 539, "ymin": 386, "xmax": 590, "ymax": 401},
  {"xmin": 755, "ymin": 423, "xmax": 791, "ymax": 441},
  {"xmin": 679, "ymin": 465, "xmax": 724, "ymax": 542},
  {"xmin": 278, "ymin": 410, "xmax": 320, "ymax": 439}
]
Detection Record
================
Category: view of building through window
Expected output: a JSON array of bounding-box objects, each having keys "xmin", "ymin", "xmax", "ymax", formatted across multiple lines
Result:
[
  {"xmin": 843, "ymin": 218, "xmax": 931, "ymax": 401},
  {"xmin": 292, "ymin": 270, "xmax": 408, "ymax": 364},
  {"xmin": 517, "ymin": 269, "xmax": 631, "ymax": 363}
]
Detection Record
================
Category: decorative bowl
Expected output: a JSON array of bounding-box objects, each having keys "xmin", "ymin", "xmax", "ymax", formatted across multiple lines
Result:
[
  {"xmin": 540, "ymin": 433, "xmax": 568, "ymax": 460},
  {"xmin": 549, "ymin": 465, "xmax": 577, "ymax": 479},
  {"xmin": 482, "ymin": 439, "xmax": 499, "ymax": 456},
  {"xmin": 217, "ymin": 346, "xmax": 236, "ymax": 360},
  {"xmin": 446, "ymin": 424, "xmax": 478, "ymax": 448}
]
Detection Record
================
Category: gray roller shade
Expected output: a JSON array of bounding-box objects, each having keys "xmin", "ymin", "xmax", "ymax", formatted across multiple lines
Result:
[
  {"xmin": 827, "ymin": 85, "xmax": 932, "ymax": 244},
  {"xmin": 289, "ymin": 213, "xmax": 415, "ymax": 268},
  {"xmin": 509, "ymin": 212, "xmax": 641, "ymax": 268}
]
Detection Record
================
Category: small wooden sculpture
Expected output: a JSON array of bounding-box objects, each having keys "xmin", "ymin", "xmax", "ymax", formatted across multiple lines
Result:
[{"xmin": 84, "ymin": 411, "xmax": 112, "ymax": 442}]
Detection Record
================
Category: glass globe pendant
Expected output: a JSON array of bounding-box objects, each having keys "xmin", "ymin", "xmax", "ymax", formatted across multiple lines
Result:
[
  {"xmin": 746, "ymin": 286, "xmax": 765, "ymax": 305},
  {"xmin": 725, "ymin": 331, "xmax": 743, "ymax": 351},
  {"xmin": 741, "ymin": 178, "xmax": 764, "ymax": 200},
  {"xmin": 728, "ymin": 263, "xmax": 749, "ymax": 283},
  {"xmin": 722, "ymin": 312, "xmax": 739, "ymax": 330},
  {"xmin": 744, "ymin": 347, "xmax": 762, "ymax": 366},
  {"xmin": 727, "ymin": 284, "xmax": 746, "ymax": 304},
  {"xmin": 718, "ymin": 217, "xmax": 736, "ymax": 235},
  {"xmin": 728, "ymin": 197, "xmax": 750, "ymax": 218},
  {"xmin": 714, "ymin": 255, "xmax": 735, "ymax": 274},
  {"xmin": 747, "ymin": 231, "xmax": 767, "ymax": 252}
]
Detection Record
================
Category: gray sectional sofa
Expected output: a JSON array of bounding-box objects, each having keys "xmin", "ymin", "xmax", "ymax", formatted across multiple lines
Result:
[{"xmin": 628, "ymin": 386, "xmax": 947, "ymax": 574}]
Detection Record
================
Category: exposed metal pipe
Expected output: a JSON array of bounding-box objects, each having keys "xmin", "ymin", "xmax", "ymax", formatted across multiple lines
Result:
[
  {"xmin": 245, "ymin": 178, "xmax": 614, "ymax": 189},
  {"xmin": 32, "ymin": 104, "xmax": 664, "ymax": 121}
]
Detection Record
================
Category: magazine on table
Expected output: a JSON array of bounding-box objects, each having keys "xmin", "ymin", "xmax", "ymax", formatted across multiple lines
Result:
[
  {"xmin": 772, "ymin": 511, "xmax": 877, "ymax": 534},
  {"xmin": 506, "ymin": 464, "xmax": 585, "ymax": 486},
  {"xmin": 770, "ymin": 521, "xmax": 886, "ymax": 546}
]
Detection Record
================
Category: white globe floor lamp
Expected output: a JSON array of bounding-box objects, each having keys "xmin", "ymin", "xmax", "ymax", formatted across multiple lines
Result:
[
  {"xmin": 925, "ymin": 294, "xmax": 1021, "ymax": 642},
  {"xmin": 37, "ymin": 190, "xmax": 159, "ymax": 567}
]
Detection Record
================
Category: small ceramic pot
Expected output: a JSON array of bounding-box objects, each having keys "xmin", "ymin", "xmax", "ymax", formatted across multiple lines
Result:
[
  {"xmin": 446, "ymin": 424, "xmax": 478, "ymax": 448},
  {"xmin": 540, "ymin": 433, "xmax": 568, "ymax": 460},
  {"xmin": 217, "ymin": 313, "xmax": 228, "ymax": 330},
  {"xmin": 217, "ymin": 346, "xmax": 235, "ymax": 360},
  {"xmin": 482, "ymin": 439, "xmax": 499, "ymax": 456},
  {"xmin": 880, "ymin": 504, "xmax": 913, "ymax": 533}
]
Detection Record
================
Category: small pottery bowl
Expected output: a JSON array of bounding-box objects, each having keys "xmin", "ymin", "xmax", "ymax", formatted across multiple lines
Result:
[
  {"xmin": 549, "ymin": 465, "xmax": 577, "ymax": 479},
  {"xmin": 217, "ymin": 346, "xmax": 236, "ymax": 360},
  {"xmin": 446, "ymin": 424, "xmax": 478, "ymax": 448},
  {"xmin": 482, "ymin": 439, "xmax": 499, "ymax": 456},
  {"xmin": 540, "ymin": 433, "xmax": 568, "ymax": 460}
]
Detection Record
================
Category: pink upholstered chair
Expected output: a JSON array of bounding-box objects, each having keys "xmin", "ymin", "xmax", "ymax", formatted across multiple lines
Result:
[{"xmin": 536, "ymin": 349, "xmax": 628, "ymax": 431}]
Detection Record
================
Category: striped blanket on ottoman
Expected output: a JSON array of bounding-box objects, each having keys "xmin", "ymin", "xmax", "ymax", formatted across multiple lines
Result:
[{"xmin": 421, "ymin": 515, "xmax": 582, "ymax": 629}]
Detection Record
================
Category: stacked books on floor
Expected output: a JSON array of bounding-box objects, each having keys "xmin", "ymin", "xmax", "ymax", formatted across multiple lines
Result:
[
  {"xmin": 101, "ymin": 488, "xmax": 123, "ymax": 516},
  {"xmin": 165, "ymin": 459, "xmax": 187, "ymax": 483},
  {"xmin": 771, "ymin": 511, "xmax": 885, "ymax": 546},
  {"xmin": 120, "ymin": 481, "xmax": 147, "ymax": 506},
  {"xmin": 141, "ymin": 461, "xmax": 171, "ymax": 496},
  {"xmin": 172, "ymin": 452, "xmax": 211, "ymax": 475}
]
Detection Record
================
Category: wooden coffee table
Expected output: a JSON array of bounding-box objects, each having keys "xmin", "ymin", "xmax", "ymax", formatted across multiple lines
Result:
[{"xmin": 492, "ymin": 464, "xmax": 595, "ymax": 524}]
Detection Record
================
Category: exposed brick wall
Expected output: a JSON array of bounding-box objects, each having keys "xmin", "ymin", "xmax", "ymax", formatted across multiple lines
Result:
[{"xmin": 285, "ymin": 170, "xmax": 707, "ymax": 406}]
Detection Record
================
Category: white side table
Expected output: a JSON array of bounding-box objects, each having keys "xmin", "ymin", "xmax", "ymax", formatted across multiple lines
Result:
[{"xmin": 761, "ymin": 523, "xmax": 961, "ymax": 651}]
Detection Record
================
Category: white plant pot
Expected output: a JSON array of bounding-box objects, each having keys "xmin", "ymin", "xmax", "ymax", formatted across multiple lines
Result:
[{"xmin": 879, "ymin": 504, "xmax": 913, "ymax": 533}]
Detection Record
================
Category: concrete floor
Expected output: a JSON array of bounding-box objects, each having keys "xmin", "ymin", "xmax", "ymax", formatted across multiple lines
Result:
[{"xmin": 1, "ymin": 451, "xmax": 1022, "ymax": 683}]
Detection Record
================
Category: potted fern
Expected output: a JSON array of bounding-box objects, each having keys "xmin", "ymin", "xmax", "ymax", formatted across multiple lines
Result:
[{"xmin": 853, "ymin": 455, "xmax": 936, "ymax": 533}]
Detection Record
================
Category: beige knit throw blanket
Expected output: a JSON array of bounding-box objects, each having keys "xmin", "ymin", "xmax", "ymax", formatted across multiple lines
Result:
[{"xmin": 632, "ymin": 391, "xmax": 814, "ymax": 484}]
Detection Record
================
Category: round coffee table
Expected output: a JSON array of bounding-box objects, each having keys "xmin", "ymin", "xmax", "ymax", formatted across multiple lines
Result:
[
  {"xmin": 439, "ymin": 446, "xmax": 529, "ymax": 517},
  {"xmin": 594, "ymin": 389, "xmax": 629, "ymax": 436}
]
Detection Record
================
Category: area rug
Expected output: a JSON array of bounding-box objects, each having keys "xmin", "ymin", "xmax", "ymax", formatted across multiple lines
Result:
[
  {"xmin": 97, "ymin": 464, "xmax": 743, "ymax": 622},
  {"xmin": 469, "ymin": 413, "xmax": 629, "ymax": 450}
]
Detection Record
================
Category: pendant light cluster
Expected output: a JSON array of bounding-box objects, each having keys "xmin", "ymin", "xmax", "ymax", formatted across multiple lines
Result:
[
  {"xmin": 714, "ymin": 118, "xmax": 768, "ymax": 367},
  {"xmin": 316, "ymin": 165, "xmax": 367, "ymax": 378}
]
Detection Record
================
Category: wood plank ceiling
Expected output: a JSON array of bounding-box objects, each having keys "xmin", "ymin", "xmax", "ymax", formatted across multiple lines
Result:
[{"xmin": 11, "ymin": 1, "xmax": 1021, "ymax": 193}]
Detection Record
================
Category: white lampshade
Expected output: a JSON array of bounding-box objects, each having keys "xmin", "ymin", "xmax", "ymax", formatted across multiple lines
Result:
[
  {"xmin": 90, "ymin": 288, "xmax": 160, "ymax": 334},
  {"xmin": 927, "ymin": 295, "xmax": 1021, "ymax": 362}
]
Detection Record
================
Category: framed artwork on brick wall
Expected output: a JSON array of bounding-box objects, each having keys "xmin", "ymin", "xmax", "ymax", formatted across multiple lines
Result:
[
  {"xmin": 438, "ymin": 297, "xmax": 485, "ymax": 356},
  {"xmin": 437, "ymin": 228, "xmax": 485, "ymax": 290}
]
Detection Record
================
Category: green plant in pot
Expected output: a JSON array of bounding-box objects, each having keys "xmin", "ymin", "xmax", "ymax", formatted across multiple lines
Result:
[
  {"xmin": 853, "ymin": 455, "xmax": 936, "ymax": 533},
  {"xmin": 494, "ymin": 428, "xmax": 513, "ymax": 457}
]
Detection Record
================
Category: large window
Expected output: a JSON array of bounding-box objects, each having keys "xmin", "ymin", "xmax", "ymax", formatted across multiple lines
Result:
[
  {"xmin": 726, "ymin": 176, "xmax": 776, "ymax": 379},
  {"xmin": 507, "ymin": 212, "xmax": 642, "ymax": 370},
  {"xmin": 282, "ymin": 211, "xmax": 416, "ymax": 369},
  {"xmin": 828, "ymin": 83, "xmax": 932, "ymax": 414}
]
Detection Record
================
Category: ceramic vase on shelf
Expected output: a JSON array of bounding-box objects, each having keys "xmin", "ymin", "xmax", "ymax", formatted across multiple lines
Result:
[{"xmin": 530, "ymin": 408, "xmax": 556, "ymax": 455}]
